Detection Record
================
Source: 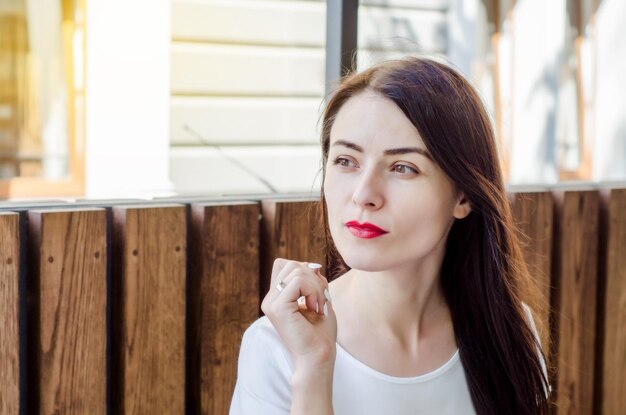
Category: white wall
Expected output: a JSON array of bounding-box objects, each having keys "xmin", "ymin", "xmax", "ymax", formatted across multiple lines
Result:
[
  {"xmin": 447, "ymin": 0, "xmax": 477, "ymax": 78},
  {"xmin": 594, "ymin": 0, "xmax": 626, "ymax": 181},
  {"xmin": 85, "ymin": 0, "xmax": 173, "ymax": 198},
  {"xmin": 508, "ymin": 0, "xmax": 565, "ymax": 184}
]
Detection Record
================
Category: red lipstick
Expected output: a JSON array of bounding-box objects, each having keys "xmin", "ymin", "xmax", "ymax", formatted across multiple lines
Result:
[{"xmin": 345, "ymin": 221, "xmax": 388, "ymax": 239}]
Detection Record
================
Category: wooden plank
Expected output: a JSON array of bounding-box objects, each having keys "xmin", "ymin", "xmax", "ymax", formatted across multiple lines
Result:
[
  {"xmin": 171, "ymin": 43, "xmax": 325, "ymax": 96},
  {"xmin": 260, "ymin": 199, "xmax": 326, "ymax": 296},
  {"xmin": 552, "ymin": 190, "xmax": 600, "ymax": 415},
  {"xmin": 188, "ymin": 202, "xmax": 261, "ymax": 415},
  {"xmin": 169, "ymin": 145, "xmax": 322, "ymax": 195},
  {"xmin": 172, "ymin": 0, "xmax": 325, "ymax": 47},
  {"xmin": 510, "ymin": 192, "xmax": 553, "ymax": 366},
  {"xmin": 28, "ymin": 208, "xmax": 107, "ymax": 414},
  {"xmin": 0, "ymin": 212, "xmax": 20, "ymax": 414},
  {"xmin": 599, "ymin": 188, "xmax": 626, "ymax": 413},
  {"xmin": 111, "ymin": 205, "xmax": 186, "ymax": 414},
  {"xmin": 170, "ymin": 96, "xmax": 321, "ymax": 145}
]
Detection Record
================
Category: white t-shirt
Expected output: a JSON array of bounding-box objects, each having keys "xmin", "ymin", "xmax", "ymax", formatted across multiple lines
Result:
[{"xmin": 229, "ymin": 316, "xmax": 477, "ymax": 414}]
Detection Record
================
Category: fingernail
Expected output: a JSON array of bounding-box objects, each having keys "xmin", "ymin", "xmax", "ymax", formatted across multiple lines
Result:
[
  {"xmin": 316, "ymin": 303, "xmax": 319, "ymax": 314},
  {"xmin": 324, "ymin": 289, "xmax": 332, "ymax": 302},
  {"xmin": 324, "ymin": 302, "xmax": 329, "ymax": 316},
  {"xmin": 308, "ymin": 263, "xmax": 322, "ymax": 271}
]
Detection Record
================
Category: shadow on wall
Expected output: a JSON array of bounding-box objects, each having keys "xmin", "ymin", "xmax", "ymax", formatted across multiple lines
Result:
[
  {"xmin": 595, "ymin": 0, "xmax": 626, "ymax": 180},
  {"xmin": 524, "ymin": 55, "xmax": 560, "ymax": 179},
  {"xmin": 360, "ymin": 0, "xmax": 448, "ymax": 62}
]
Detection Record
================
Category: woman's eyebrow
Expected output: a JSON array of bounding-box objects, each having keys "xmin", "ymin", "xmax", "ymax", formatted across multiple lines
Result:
[
  {"xmin": 332, "ymin": 139, "xmax": 363, "ymax": 152},
  {"xmin": 332, "ymin": 139, "xmax": 432, "ymax": 160},
  {"xmin": 384, "ymin": 147, "xmax": 432, "ymax": 160}
]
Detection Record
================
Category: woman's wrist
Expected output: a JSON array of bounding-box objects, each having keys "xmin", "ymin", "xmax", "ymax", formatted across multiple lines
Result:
[{"xmin": 291, "ymin": 365, "xmax": 335, "ymax": 415}]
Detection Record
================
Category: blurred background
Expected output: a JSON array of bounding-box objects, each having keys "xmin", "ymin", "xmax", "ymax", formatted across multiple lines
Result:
[{"xmin": 0, "ymin": 0, "xmax": 624, "ymax": 200}]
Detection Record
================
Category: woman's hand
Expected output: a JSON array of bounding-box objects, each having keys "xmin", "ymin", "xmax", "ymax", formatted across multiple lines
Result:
[
  {"xmin": 261, "ymin": 258, "xmax": 338, "ymax": 373},
  {"xmin": 262, "ymin": 259, "xmax": 337, "ymax": 414}
]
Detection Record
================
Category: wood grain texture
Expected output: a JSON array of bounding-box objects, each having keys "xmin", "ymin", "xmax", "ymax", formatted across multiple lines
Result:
[
  {"xmin": 511, "ymin": 192, "xmax": 553, "ymax": 365},
  {"xmin": 553, "ymin": 191, "xmax": 600, "ymax": 415},
  {"xmin": 112, "ymin": 205, "xmax": 186, "ymax": 414},
  {"xmin": 261, "ymin": 199, "xmax": 325, "ymax": 297},
  {"xmin": 189, "ymin": 202, "xmax": 260, "ymax": 415},
  {"xmin": 0, "ymin": 212, "xmax": 20, "ymax": 414},
  {"xmin": 28, "ymin": 208, "xmax": 107, "ymax": 414},
  {"xmin": 599, "ymin": 188, "xmax": 626, "ymax": 413}
]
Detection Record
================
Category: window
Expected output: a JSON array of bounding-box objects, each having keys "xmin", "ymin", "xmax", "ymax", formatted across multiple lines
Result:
[{"xmin": 0, "ymin": 0, "xmax": 85, "ymax": 198}]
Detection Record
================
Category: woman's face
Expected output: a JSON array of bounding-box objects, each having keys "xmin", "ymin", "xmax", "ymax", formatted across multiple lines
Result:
[{"xmin": 324, "ymin": 90, "xmax": 470, "ymax": 273}]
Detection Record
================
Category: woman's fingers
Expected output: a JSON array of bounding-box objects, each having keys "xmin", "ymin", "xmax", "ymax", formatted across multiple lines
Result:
[
  {"xmin": 263, "ymin": 259, "xmax": 328, "ymax": 317},
  {"xmin": 277, "ymin": 275, "xmax": 324, "ymax": 316},
  {"xmin": 308, "ymin": 263, "xmax": 332, "ymax": 305},
  {"xmin": 262, "ymin": 259, "xmax": 297, "ymax": 313},
  {"xmin": 277, "ymin": 269, "xmax": 326, "ymax": 316}
]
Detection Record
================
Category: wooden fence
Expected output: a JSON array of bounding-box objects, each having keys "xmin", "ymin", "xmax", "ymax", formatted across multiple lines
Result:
[{"xmin": 0, "ymin": 187, "xmax": 625, "ymax": 414}]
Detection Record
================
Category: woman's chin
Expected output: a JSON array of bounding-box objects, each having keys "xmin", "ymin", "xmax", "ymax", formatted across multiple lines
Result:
[{"xmin": 341, "ymin": 254, "xmax": 391, "ymax": 273}]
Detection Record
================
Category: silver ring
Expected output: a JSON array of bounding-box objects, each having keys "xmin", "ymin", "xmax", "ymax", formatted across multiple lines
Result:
[{"xmin": 276, "ymin": 280, "xmax": 287, "ymax": 292}]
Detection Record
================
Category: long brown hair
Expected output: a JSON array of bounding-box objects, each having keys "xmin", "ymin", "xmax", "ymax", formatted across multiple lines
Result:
[{"xmin": 319, "ymin": 57, "xmax": 551, "ymax": 414}]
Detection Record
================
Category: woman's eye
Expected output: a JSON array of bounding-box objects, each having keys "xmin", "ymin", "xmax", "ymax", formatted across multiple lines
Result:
[
  {"xmin": 333, "ymin": 157, "xmax": 356, "ymax": 168},
  {"xmin": 392, "ymin": 164, "xmax": 418, "ymax": 174}
]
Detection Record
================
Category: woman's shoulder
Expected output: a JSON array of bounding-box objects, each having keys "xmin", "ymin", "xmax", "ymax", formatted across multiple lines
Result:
[
  {"xmin": 239, "ymin": 316, "xmax": 293, "ymax": 370},
  {"xmin": 241, "ymin": 316, "xmax": 283, "ymax": 351},
  {"xmin": 231, "ymin": 317, "xmax": 294, "ymax": 414},
  {"xmin": 243, "ymin": 316, "xmax": 280, "ymax": 342}
]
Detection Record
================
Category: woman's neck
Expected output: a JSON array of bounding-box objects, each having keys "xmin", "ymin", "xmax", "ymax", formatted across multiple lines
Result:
[{"xmin": 334, "ymin": 260, "xmax": 452, "ymax": 349}]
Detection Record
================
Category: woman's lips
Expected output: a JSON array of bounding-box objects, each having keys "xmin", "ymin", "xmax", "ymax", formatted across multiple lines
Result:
[{"xmin": 345, "ymin": 221, "xmax": 389, "ymax": 239}]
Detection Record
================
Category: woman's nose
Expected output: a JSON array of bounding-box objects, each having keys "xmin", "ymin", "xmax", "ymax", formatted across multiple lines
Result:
[{"xmin": 351, "ymin": 169, "xmax": 384, "ymax": 209}]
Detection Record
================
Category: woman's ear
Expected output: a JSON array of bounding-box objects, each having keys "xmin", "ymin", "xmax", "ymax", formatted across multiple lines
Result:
[{"xmin": 453, "ymin": 193, "xmax": 471, "ymax": 219}]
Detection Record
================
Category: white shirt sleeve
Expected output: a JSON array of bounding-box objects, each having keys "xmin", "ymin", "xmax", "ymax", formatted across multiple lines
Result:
[
  {"xmin": 229, "ymin": 317, "xmax": 294, "ymax": 415},
  {"xmin": 521, "ymin": 303, "xmax": 551, "ymax": 398}
]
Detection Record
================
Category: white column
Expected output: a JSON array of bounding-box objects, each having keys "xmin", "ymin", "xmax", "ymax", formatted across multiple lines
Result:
[{"xmin": 85, "ymin": 0, "xmax": 173, "ymax": 198}]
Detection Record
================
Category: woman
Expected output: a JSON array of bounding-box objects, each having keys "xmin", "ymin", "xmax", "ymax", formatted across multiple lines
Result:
[{"xmin": 230, "ymin": 57, "xmax": 551, "ymax": 414}]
